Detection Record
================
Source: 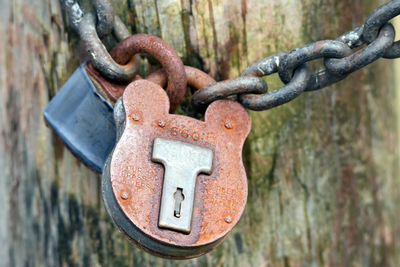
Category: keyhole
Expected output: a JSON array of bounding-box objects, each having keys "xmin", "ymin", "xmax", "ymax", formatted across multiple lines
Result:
[{"xmin": 173, "ymin": 188, "xmax": 185, "ymax": 218}]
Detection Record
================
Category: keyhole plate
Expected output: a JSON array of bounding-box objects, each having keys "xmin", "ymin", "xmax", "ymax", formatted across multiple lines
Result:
[{"xmin": 152, "ymin": 138, "xmax": 213, "ymax": 234}]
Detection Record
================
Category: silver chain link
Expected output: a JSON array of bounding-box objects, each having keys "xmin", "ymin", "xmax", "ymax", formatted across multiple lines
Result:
[{"xmin": 60, "ymin": 0, "xmax": 138, "ymax": 82}]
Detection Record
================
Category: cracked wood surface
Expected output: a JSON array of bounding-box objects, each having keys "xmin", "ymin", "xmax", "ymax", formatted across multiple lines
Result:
[{"xmin": 0, "ymin": 0, "xmax": 399, "ymax": 266}]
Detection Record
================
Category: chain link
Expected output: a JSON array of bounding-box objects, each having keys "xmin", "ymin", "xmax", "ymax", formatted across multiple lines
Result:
[
  {"xmin": 192, "ymin": 76, "xmax": 268, "ymax": 108},
  {"xmin": 326, "ymin": 23, "xmax": 395, "ymax": 75},
  {"xmin": 363, "ymin": 0, "xmax": 400, "ymax": 58},
  {"xmin": 240, "ymin": 64, "xmax": 311, "ymax": 111},
  {"xmin": 60, "ymin": 0, "xmax": 139, "ymax": 82}
]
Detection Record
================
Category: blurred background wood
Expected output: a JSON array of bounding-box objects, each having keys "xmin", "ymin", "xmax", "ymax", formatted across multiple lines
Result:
[{"xmin": 0, "ymin": 0, "xmax": 399, "ymax": 266}]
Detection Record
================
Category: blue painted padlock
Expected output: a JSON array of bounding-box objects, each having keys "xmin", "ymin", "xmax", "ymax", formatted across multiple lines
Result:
[{"xmin": 44, "ymin": 64, "xmax": 116, "ymax": 173}]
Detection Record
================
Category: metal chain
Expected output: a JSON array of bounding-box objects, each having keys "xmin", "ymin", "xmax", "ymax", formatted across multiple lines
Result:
[
  {"xmin": 193, "ymin": 0, "xmax": 400, "ymax": 111},
  {"xmin": 60, "ymin": 0, "xmax": 138, "ymax": 82},
  {"xmin": 62, "ymin": 0, "xmax": 400, "ymax": 111}
]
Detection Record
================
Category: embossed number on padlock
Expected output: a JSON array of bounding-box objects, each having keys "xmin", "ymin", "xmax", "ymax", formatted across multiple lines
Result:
[{"xmin": 102, "ymin": 75, "xmax": 251, "ymax": 259}]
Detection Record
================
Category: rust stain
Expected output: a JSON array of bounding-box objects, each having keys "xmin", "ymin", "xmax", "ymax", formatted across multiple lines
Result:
[{"xmin": 85, "ymin": 61, "xmax": 131, "ymax": 103}]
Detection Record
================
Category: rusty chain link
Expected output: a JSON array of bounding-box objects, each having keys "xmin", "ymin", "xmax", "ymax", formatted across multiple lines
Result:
[{"xmin": 62, "ymin": 0, "xmax": 400, "ymax": 111}]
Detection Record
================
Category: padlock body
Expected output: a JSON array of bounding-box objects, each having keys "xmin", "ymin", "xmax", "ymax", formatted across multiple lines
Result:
[
  {"xmin": 44, "ymin": 64, "xmax": 116, "ymax": 173},
  {"xmin": 102, "ymin": 80, "xmax": 251, "ymax": 259}
]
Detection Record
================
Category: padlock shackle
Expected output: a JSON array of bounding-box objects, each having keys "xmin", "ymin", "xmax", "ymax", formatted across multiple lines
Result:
[
  {"xmin": 110, "ymin": 34, "xmax": 187, "ymax": 112},
  {"xmin": 146, "ymin": 66, "xmax": 216, "ymax": 92}
]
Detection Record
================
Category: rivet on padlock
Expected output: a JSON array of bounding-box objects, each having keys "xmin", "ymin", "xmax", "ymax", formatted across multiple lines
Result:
[
  {"xmin": 43, "ymin": 34, "xmax": 185, "ymax": 173},
  {"xmin": 102, "ymin": 61, "xmax": 251, "ymax": 258}
]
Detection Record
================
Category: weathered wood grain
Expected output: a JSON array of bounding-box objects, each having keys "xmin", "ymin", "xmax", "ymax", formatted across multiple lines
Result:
[{"xmin": 0, "ymin": 0, "xmax": 398, "ymax": 266}]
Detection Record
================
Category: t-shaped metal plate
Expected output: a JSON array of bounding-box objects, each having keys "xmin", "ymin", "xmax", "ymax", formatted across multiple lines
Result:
[{"xmin": 152, "ymin": 138, "xmax": 213, "ymax": 233}]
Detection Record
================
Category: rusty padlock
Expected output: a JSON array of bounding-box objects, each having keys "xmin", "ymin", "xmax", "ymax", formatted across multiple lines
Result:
[{"xmin": 102, "ymin": 63, "xmax": 251, "ymax": 258}]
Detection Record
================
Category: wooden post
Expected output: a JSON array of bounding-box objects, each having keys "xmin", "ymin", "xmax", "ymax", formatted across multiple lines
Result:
[{"xmin": 0, "ymin": 0, "xmax": 398, "ymax": 265}]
